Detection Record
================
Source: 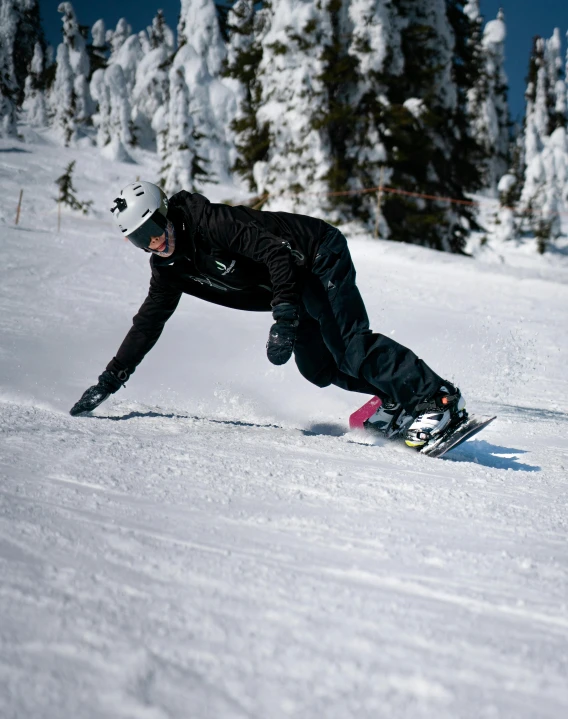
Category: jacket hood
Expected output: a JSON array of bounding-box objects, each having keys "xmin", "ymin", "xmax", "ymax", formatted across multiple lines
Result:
[{"xmin": 169, "ymin": 190, "xmax": 210, "ymax": 226}]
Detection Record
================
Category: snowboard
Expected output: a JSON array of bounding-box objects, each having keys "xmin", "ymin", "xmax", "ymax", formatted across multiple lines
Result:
[{"xmin": 349, "ymin": 396, "xmax": 496, "ymax": 459}]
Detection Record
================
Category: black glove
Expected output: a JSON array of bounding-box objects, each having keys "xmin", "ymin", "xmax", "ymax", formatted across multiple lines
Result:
[
  {"xmin": 69, "ymin": 368, "xmax": 129, "ymax": 416},
  {"xmin": 266, "ymin": 304, "xmax": 299, "ymax": 366}
]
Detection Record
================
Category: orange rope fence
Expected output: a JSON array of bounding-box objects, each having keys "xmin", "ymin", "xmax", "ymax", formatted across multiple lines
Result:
[
  {"xmin": 248, "ymin": 183, "xmax": 568, "ymax": 218},
  {"xmin": 11, "ymin": 181, "xmax": 568, "ymax": 232}
]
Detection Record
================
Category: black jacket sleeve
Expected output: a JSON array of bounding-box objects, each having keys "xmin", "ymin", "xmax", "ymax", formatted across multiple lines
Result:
[
  {"xmin": 242, "ymin": 227, "xmax": 299, "ymax": 307},
  {"xmin": 212, "ymin": 214, "xmax": 300, "ymax": 307},
  {"xmin": 106, "ymin": 273, "xmax": 182, "ymax": 374}
]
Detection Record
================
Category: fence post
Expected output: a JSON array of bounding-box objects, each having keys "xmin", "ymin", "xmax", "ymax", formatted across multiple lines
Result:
[
  {"xmin": 14, "ymin": 189, "xmax": 23, "ymax": 225},
  {"xmin": 374, "ymin": 166, "xmax": 385, "ymax": 240}
]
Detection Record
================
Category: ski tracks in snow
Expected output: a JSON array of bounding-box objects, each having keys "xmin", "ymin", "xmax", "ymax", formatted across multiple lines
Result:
[
  {"xmin": 1, "ymin": 134, "xmax": 568, "ymax": 717},
  {"xmin": 1, "ymin": 398, "xmax": 567, "ymax": 718}
]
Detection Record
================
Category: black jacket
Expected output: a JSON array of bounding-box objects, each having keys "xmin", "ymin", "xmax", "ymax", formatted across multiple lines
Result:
[{"xmin": 108, "ymin": 191, "xmax": 329, "ymax": 374}]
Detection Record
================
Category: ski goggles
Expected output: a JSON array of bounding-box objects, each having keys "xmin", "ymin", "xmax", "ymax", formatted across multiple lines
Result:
[{"xmin": 126, "ymin": 210, "xmax": 168, "ymax": 249}]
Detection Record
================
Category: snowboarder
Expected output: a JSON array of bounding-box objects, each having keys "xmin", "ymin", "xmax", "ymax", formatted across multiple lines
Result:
[{"xmin": 70, "ymin": 181, "xmax": 466, "ymax": 447}]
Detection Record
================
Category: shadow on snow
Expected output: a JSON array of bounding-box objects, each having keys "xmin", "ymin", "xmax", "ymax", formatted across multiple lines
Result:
[
  {"xmin": 91, "ymin": 410, "xmax": 346, "ymax": 438},
  {"xmin": 443, "ymin": 439, "xmax": 540, "ymax": 472},
  {"xmin": 89, "ymin": 412, "xmax": 539, "ymax": 470},
  {"xmin": 0, "ymin": 147, "xmax": 31, "ymax": 153}
]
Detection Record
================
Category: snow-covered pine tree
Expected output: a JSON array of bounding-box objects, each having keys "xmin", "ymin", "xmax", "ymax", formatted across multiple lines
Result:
[
  {"xmin": 55, "ymin": 2, "xmax": 93, "ymax": 124},
  {"xmin": 50, "ymin": 42, "xmax": 77, "ymax": 145},
  {"xmin": 160, "ymin": 67, "xmax": 199, "ymax": 194},
  {"xmin": 374, "ymin": 0, "xmax": 485, "ymax": 253},
  {"xmin": 546, "ymin": 28, "xmax": 566, "ymax": 132},
  {"xmin": 464, "ymin": 3, "xmax": 510, "ymax": 193},
  {"xmin": 0, "ymin": 0, "xmax": 45, "ymax": 137},
  {"xmin": 445, "ymin": 0, "xmax": 488, "ymax": 220},
  {"xmin": 106, "ymin": 19, "xmax": 131, "ymax": 62},
  {"xmin": 148, "ymin": 9, "xmax": 174, "ymax": 51},
  {"xmin": 159, "ymin": 0, "xmax": 235, "ymax": 190},
  {"xmin": 253, "ymin": 0, "xmax": 336, "ymax": 216},
  {"xmin": 224, "ymin": 0, "xmax": 270, "ymax": 193},
  {"xmin": 313, "ymin": 0, "xmax": 363, "ymax": 222},
  {"xmin": 518, "ymin": 32, "xmax": 568, "ymax": 251},
  {"xmin": 105, "ymin": 18, "xmax": 143, "ymax": 96},
  {"xmin": 90, "ymin": 16, "xmax": 144, "ymax": 159},
  {"xmin": 87, "ymin": 19, "xmax": 108, "ymax": 78},
  {"xmin": 55, "ymin": 160, "xmax": 92, "ymax": 213},
  {"xmin": 22, "ymin": 41, "xmax": 47, "ymax": 126},
  {"xmin": 131, "ymin": 10, "xmax": 174, "ymax": 150},
  {"xmin": 0, "ymin": 0, "xmax": 20, "ymax": 136},
  {"xmin": 374, "ymin": 0, "xmax": 453, "ymax": 250},
  {"xmin": 346, "ymin": 0, "xmax": 400, "ymax": 229},
  {"xmin": 90, "ymin": 62, "xmax": 133, "ymax": 161}
]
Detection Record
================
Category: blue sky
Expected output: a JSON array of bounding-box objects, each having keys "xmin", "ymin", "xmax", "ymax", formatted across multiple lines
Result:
[{"xmin": 41, "ymin": 0, "xmax": 567, "ymax": 123}]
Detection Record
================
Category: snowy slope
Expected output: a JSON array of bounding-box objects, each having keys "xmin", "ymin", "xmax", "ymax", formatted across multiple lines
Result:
[{"xmin": 1, "ymin": 130, "xmax": 567, "ymax": 718}]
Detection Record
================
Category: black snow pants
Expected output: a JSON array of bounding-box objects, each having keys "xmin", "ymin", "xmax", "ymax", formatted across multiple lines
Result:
[{"xmin": 294, "ymin": 227, "xmax": 444, "ymax": 413}]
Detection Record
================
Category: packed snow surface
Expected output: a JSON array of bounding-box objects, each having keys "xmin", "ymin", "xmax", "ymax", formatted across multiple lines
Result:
[{"xmin": 1, "ymin": 131, "xmax": 568, "ymax": 718}]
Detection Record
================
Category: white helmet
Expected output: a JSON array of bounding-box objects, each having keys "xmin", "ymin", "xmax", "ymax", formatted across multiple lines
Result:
[{"xmin": 110, "ymin": 181, "xmax": 169, "ymax": 249}]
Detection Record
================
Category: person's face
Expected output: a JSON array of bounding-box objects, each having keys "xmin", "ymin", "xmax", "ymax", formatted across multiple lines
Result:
[{"xmin": 148, "ymin": 233, "xmax": 166, "ymax": 252}]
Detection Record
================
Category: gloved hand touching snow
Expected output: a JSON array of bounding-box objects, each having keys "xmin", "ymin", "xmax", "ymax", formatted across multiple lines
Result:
[
  {"xmin": 69, "ymin": 367, "xmax": 129, "ymax": 416},
  {"xmin": 266, "ymin": 303, "xmax": 299, "ymax": 366}
]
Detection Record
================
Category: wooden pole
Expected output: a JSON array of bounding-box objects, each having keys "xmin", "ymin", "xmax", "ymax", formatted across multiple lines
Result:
[
  {"xmin": 58, "ymin": 196, "xmax": 61, "ymax": 233},
  {"xmin": 374, "ymin": 166, "xmax": 385, "ymax": 240},
  {"xmin": 14, "ymin": 189, "xmax": 23, "ymax": 225}
]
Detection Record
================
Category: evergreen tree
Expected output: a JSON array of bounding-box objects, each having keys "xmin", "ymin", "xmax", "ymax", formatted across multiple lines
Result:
[
  {"xmin": 55, "ymin": 160, "xmax": 92, "ymax": 213},
  {"xmin": 48, "ymin": 2, "xmax": 93, "ymax": 140},
  {"xmin": 51, "ymin": 42, "xmax": 76, "ymax": 144},
  {"xmin": 465, "ymin": 4, "xmax": 510, "ymax": 192},
  {"xmin": 147, "ymin": 9, "xmax": 174, "ymax": 50},
  {"xmin": 106, "ymin": 18, "xmax": 132, "ymax": 61},
  {"xmin": 253, "ymin": 0, "xmax": 336, "ymax": 216},
  {"xmin": 159, "ymin": 0, "xmax": 235, "ymax": 188},
  {"xmin": 445, "ymin": 0, "xmax": 488, "ymax": 223},
  {"xmin": 372, "ymin": 0, "xmax": 472, "ymax": 252},
  {"xmin": 22, "ymin": 41, "xmax": 47, "ymax": 126},
  {"xmin": 518, "ymin": 32, "xmax": 568, "ymax": 249},
  {"xmin": 224, "ymin": 0, "xmax": 269, "ymax": 193},
  {"xmin": 161, "ymin": 67, "xmax": 199, "ymax": 194},
  {"xmin": 347, "ymin": 0, "xmax": 401, "ymax": 229},
  {"xmin": 89, "ymin": 15, "xmax": 145, "ymax": 158},
  {"xmin": 90, "ymin": 62, "xmax": 133, "ymax": 160},
  {"xmin": 0, "ymin": 0, "xmax": 46, "ymax": 137},
  {"xmin": 56, "ymin": 2, "xmax": 93, "ymax": 122},
  {"xmin": 314, "ymin": 0, "xmax": 362, "ymax": 221},
  {"xmin": 0, "ymin": 0, "xmax": 20, "ymax": 136},
  {"xmin": 105, "ymin": 18, "xmax": 143, "ymax": 94},
  {"xmin": 545, "ymin": 29, "xmax": 566, "ymax": 131},
  {"xmin": 87, "ymin": 19, "xmax": 108, "ymax": 78},
  {"xmin": 131, "ymin": 10, "xmax": 174, "ymax": 151}
]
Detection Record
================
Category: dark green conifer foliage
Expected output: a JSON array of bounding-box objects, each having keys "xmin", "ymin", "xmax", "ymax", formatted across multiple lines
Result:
[
  {"xmin": 376, "ymin": 0, "xmax": 486, "ymax": 253},
  {"xmin": 13, "ymin": 0, "xmax": 46, "ymax": 105},
  {"xmin": 55, "ymin": 161, "xmax": 92, "ymax": 213},
  {"xmin": 499, "ymin": 127, "xmax": 524, "ymax": 208},
  {"xmin": 444, "ymin": 0, "xmax": 487, "ymax": 242},
  {"xmin": 0, "ymin": 55, "xmax": 18, "ymax": 115},
  {"xmin": 86, "ymin": 36, "xmax": 108, "ymax": 80},
  {"xmin": 378, "ymin": 3, "xmax": 450, "ymax": 250},
  {"xmin": 525, "ymin": 37, "xmax": 547, "ymax": 129},
  {"xmin": 224, "ymin": 1, "xmax": 269, "ymax": 191},
  {"xmin": 313, "ymin": 0, "xmax": 360, "ymax": 219}
]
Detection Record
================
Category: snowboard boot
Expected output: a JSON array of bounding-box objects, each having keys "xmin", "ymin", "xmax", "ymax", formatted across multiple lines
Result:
[
  {"xmin": 404, "ymin": 383, "xmax": 467, "ymax": 449},
  {"xmin": 364, "ymin": 399, "xmax": 412, "ymax": 439}
]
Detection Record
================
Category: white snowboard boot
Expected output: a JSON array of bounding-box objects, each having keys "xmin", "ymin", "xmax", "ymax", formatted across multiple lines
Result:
[{"xmin": 404, "ymin": 384, "xmax": 467, "ymax": 449}]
